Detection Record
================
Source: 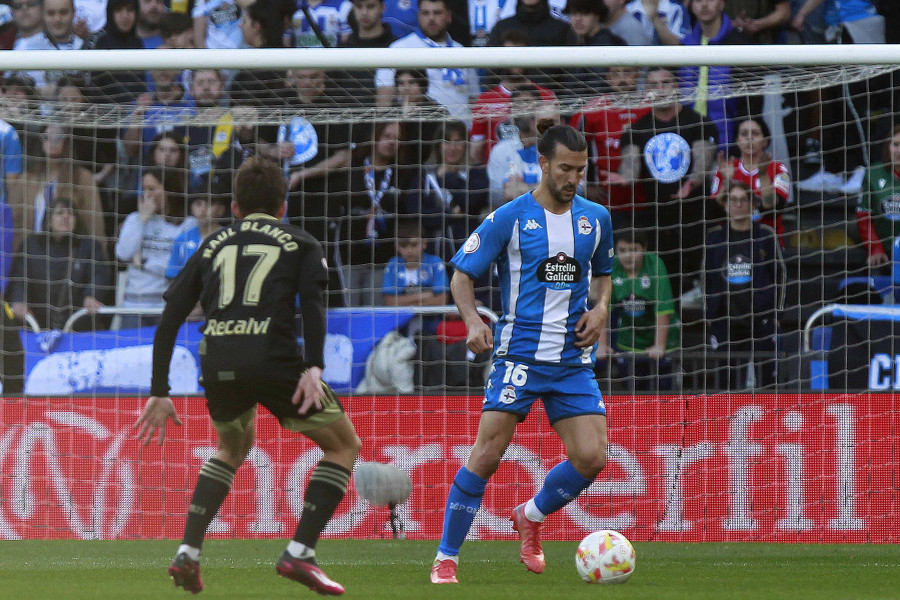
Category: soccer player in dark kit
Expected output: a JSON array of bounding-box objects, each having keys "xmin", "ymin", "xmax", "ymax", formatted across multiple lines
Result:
[{"xmin": 134, "ymin": 156, "xmax": 361, "ymax": 596}]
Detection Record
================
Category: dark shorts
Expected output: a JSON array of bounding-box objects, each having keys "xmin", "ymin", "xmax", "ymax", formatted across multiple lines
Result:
[{"xmin": 202, "ymin": 371, "xmax": 344, "ymax": 434}]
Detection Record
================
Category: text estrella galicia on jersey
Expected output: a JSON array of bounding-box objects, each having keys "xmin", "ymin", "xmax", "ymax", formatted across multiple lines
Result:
[
  {"xmin": 537, "ymin": 252, "xmax": 582, "ymax": 290},
  {"xmin": 644, "ymin": 131, "xmax": 691, "ymax": 184},
  {"xmin": 577, "ymin": 215, "xmax": 592, "ymax": 235}
]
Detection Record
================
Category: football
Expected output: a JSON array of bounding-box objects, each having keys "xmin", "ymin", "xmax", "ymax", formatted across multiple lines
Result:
[{"xmin": 574, "ymin": 530, "xmax": 636, "ymax": 584}]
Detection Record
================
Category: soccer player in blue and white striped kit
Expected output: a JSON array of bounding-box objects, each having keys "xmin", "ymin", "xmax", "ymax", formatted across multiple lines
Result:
[{"xmin": 431, "ymin": 124, "xmax": 614, "ymax": 584}]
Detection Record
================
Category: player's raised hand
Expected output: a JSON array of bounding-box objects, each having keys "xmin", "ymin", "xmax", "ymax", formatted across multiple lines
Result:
[
  {"xmin": 465, "ymin": 319, "xmax": 493, "ymax": 354},
  {"xmin": 575, "ymin": 305, "xmax": 608, "ymax": 348},
  {"xmin": 133, "ymin": 396, "xmax": 183, "ymax": 446},
  {"xmin": 293, "ymin": 366, "xmax": 325, "ymax": 415}
]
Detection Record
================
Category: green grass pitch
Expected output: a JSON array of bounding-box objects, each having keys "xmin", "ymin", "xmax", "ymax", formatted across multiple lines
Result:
[{"xmin": 0, "ymin": 539, "xmax": 897, "ymax": 600}]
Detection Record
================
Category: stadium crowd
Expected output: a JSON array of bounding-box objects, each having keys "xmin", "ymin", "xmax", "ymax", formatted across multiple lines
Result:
[{"xmin": 0, "ymin": 0, "xmax": 898, "ymax": 391}]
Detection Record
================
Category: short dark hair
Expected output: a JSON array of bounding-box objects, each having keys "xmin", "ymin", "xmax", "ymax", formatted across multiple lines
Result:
[
  {"xmin": 233, "ymin": 156, "xmax": 285, "ymax": 216},
  {"xmin": 396, "ymin": 216, "xmax": 423, "ymax": 240},
  {"xmin": 244, "ymin": 3, "xmax": 286, "ymax": 48},
  {"xmin": 614, "ymin": 228, "xmax": 649, "ymax": 248},
  {"xmin": 160, "ymin": 12, "xmax": 193, "ymax": 40},
  {"xmin": 537, "ymin": 124, "xmax": 587, "ymax": 160},
  {"xmin": 440, "ymin": 120, "xmax": 468, "ymax": 142},
  {"xmin": 562, "ymin": 0, "xmax": 608, "ymax": 19},
  {"xmin": 395, "ymin": 68, "xmax": 428, "ymax": 89},
  {"xmin": 498, "ymin": 29, "xmax": 531, "ymax": 46},
  {"xmin": 418, "ymin": 0, "xmax": 450, "ymax": 10}
]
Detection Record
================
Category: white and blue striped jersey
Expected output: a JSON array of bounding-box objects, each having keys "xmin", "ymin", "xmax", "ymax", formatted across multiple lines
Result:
[{"xmin": 451, "ymin": 192, "xmax": 614, "ymax": 366}]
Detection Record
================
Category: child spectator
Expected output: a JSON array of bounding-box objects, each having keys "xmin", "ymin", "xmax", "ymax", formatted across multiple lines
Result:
[
  {"xmin": 602, "ymin": 228, "xmax": 679, "ymax": 390},
  {"xmin": 165, "ymin": 173, "xmax": 230, "ymax": 280},
  {"xmin": 382, "ymin": 218, "xmax": 449, "ymax": 336}
]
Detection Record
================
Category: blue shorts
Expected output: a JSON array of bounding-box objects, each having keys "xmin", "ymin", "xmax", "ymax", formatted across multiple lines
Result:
[{"xmin": 483, "ymin": 359, "xmax": 606, "ymax": 424}]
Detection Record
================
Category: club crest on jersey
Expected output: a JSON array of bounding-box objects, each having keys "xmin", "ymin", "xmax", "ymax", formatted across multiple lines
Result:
[
  {"xmin": 537, "ymin": 252, "xmax": 582, "ymax": 290},
  {"xmin": 578, "ymin": 216, "xmax": 593, "ymax": 235},
  {"xmin": 499, "ymin": 385, "xmax": 517, "ymax": 404},
  {"xmin": 463, "ymin": 233, "xmax": 481, "ymax": 253}
]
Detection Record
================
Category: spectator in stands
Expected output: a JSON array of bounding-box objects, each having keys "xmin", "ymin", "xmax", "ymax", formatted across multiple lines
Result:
[
  {"xmin": 619, "ymin": 66, "xmax": 718, "ymax": 297},
  {"xmin": 165, "ymin": 175, "xmax": 230, "ymax": 281},
  {"xmin": 120, "ymin": 68, "xmax": 196, "ymax": 161},
  {"xmin": 428, "ymin": 120, "xmax": 490, "ymax": 247},
  {"xmin": 726, "ymin": 0, "xmax": 790, "ymax": 44},
  {"xmin": 704, "ymin": 180, "xmax": 784, "ymax": 389},
  {"xmin": 792, "ymin": 0, "xmax": 884, "ymax": 43},
  {"xmin": 7, "ymin": 195, "xmax": 110, "ymax": 331},
  {"xmin": 564, "ymin": 0, "xmax": 626, "ymax": 93},
  {"xmin": 469, "ymin": 30, "xmax": 556, "ymax": 165},
  {"xmin": 375, "ymin": 0, "xmax": 479, "ymax": 119},
  {"xmin": 0, "ymin": 74, "xmax": 41, "ymax": 160},
  {"xmin": 135, "ymin": 0, "xmax": 165, "ymax": 47},
  {"xmin": 488, "ymin": 0, "xmax": 578, "ymax": 46},
  {"xmin": 4, "ymin": 0, "xmax": 44, "ymax": 48},
  {"xmin": 82, "ymin": 0, "xmax": 147, "ymax": 104},
  {"xmin": 192, "ymin": 0, "xmax": 242, "ymax": 49},
  {"xmin": 159, "ymin": 10, "xmax": 195, "ymax": 48},
  {"xmin": 9, "ymin": 123, "xmax": 105, "ymax": 251},
  {"xmin": 148, "ymin": 130, "xmax": 188, "ymax": 175},
  {"xmin": 625, "ymin": 0, "xmax": 688, "ymax": 44},
  {"xmin": 602, "ymin": 0, "xmax": 652, "ymax": 44},
  {"xmin": 678, "ymin": 0, "xmax": 747, "ymax": 153},
  {"xmin": 339, "ymin": 120, "xmax": 405, "ymax": 307},
  {"xmin": 286, "ymin": 0, "xmax": 350, "ymax": 47},
  {"xmin": 13, "ymin": 0, "xmax": 84, "ymax": 93},
  {"xmin": 378, "ymin": 0, "xmax": 471, "ymax": 43},
  {"xmin": 486, "ymin": 86, "xmax": 559, "ymax": 206},
  {"xmin": 229, "ymin": 3, "xmax": 295, "ymax": 108},
  {"xmin": 52, "ymin": 75, "xmax": 118, "ymax": 225},
  {"xmin": 469, "ymin": 0, "xmax": 515, "ymax": 46},
  {"xmin": 712, "ymin": 116, "xmax": 791, "ymax": 244},
  {"xmin": 601, "ymin": 228, "xmax": 679, "ymax": 390},
  {"xmin": 571, "ymin": 65, "xmax": 649, "ymax": 231},
  {"xmin": 382, "ymin": 217, "xmax": 449, "ymax": 335},
  {"xmin": 341, "ymin": 0, "xmax": 397, "ymax": 48},
  {"xmin": 180, "ymin": 68, "xmax": 238, "ymax": 191},
  {"xmin": 114, "ymin": 166, "xmax": 195, "ymax": 328},
  {"xmin": 858, "ymin": 125, "xmax": 900, "ymax": 268},
  {"xmin": 336, "ymin": 0, "xmax": 397, "ymax": 103},
  {"xmin": 0, "ymin": 115, "xmax": 23, "ymax": 291},
  {"xmin": 395, "ymin": 67, "xmax": 450, "ymax": 165}
]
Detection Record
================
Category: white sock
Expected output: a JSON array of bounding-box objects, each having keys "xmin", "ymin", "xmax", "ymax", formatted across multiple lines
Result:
[
  {"xmin": 176, "ymin": 544, "xmax": 201, "ymax": 562},
  {"xmin": 287, "ymin": 541, "xmax": 315, "ymax": 559},
  {"xmin": 435, "ymin": 551, "xmax": 459, "ymax": 564},
  {"xmin": 524, "ymin": 499, "xmax": 546, "ymax": 523}
]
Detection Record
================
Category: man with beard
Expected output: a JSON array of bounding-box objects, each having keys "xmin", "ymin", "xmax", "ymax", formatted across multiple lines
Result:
[
  {"xmin": 431, "ymin": 124, "xmax": 613, "ymax": 584},
  {"xmin": 619, "ymin": 65, "xmax": 718, "ymax": 297},
  {"xmin": 469, "ymin": 29, "xmax": 556, "ymax": 165}
]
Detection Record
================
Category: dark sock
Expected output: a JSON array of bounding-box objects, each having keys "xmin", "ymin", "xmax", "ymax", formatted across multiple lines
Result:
[
  {"xmin": 293, "ymin": 461, "xmax": 350, "ymax": 549},
  {"xmin": 182, "ymin": 458, "xmax": 236, "ymax": 550}
]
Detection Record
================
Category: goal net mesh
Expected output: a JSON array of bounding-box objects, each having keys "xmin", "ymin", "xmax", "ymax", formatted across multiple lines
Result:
[{"xmin": 0, "ymin": 55, "xmax": 897, "ymax": 543}]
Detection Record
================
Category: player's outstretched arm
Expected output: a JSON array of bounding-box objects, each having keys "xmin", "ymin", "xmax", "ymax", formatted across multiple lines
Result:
[
  {"xmin": 450, "ymin": 270, "xmax": 493, "ymax": 354},
  {"xmin": 133, "ymin": 396, "xmax": 183, "ymax": 446}
]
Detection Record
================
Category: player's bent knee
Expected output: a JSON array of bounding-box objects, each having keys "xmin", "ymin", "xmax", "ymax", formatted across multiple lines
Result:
[{"xmin": 571, "ymin": 452, "xmax": 607, "ymax": 479}]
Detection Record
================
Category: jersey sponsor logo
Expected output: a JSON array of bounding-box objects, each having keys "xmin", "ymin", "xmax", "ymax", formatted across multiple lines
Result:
[
  {"xmin": 644, "ymin": 132, "xmax": 691, "ymax": 184},
  {"xmin": 523, "ymin": 219, "xmax": 542, "ymax": 230},
  {"xmin": 577, "ymin": 216, "xmax": 593, "ymax": 235},
  {"xmin": 499, "ymin": 385, "xmax": 517, "ymax": 404},
  {"xmin": 881, "ymin": 196, "xmax": 900, "ymax": 221},
  {"xmin": 537, "ymin": 252, "xmax": 582, "ymax": 289},
  {"xmin": 622, "ymin": 294, "xmax": 647, "ymax": 318},
  {"xmin": 203, "ymin": 317, "xmax": 271, "ymax": 337},
  {"xmin": 726, "ymin": 255, "xmax": 752, "ymax": 285},
  {"xmin": 463, "ymin": 232, "xmax": 481, "ymax": 253}
]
